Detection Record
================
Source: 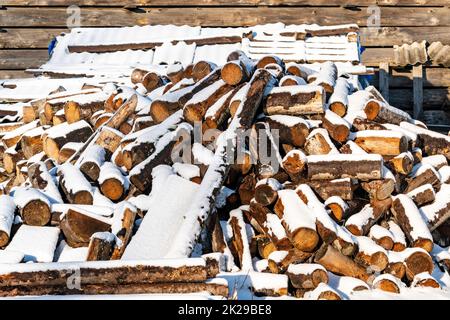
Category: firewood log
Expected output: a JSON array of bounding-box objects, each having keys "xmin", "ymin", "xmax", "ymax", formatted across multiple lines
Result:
[
  {"xmin": 27, "ymin": 161, "xmax": 63, "ymax": 204},
  {"xmin": 60, "ymin": 208, "xmax": 111, "ymax": 247},
  {"xmin": 57, "ymin": 142, "xmax": 83, "ymax": 163},
  {"xmin": 345, "ymin": 198, "xmax": 392, "ymax": 236},
  {"xmin": 3, "ymin": 146, "xmax": 25, "ymax": 174},
  {"xmin": 2, "ymin": 120, "xmax": 39, "ymax": 148},
  {"xmin": 385, "ymin": 220, "xmax": 407, "ymax": 252},
  {"xmin": 264, "ymin": 85, "xmax": 325, "ymax": 117},
  {"xmin": 86, "ymin": 232, "xmax": 115, "ymax": 261},
  {"xmin": 43, "ymin": 121, "xmax": 93, "ymax": 161},
  {"xmin": 307, "ymin": 283, "xmax": 342, "ymax": 300},
  {"xmin": 351, "ymin": 117, "xmax": 386, "ymax": 132},
  {"xmin": 229, "ymin": 83, "xmax": 249, "ymax": 117},
  {"xmin": 314, "ymin": 244, "xmax": 369, "ymax": 282},
  {"xmin": 141, "ymin": 72, "xmax": 169, "ymax": 92},
  {"xmin": 324, "ymin": 196, "xmax": 349, "ymax": 222},
  {"xmin": 285, "ymin": 263, "xmax": 328, "ymax": 290},
  {"xmin": 13, "ymin": 187, "xmax": 51, "ymax": 226},
  {"xmin": 267, "ymin": 249, "xmax": 312, "ymax": 274},
  {"xmin": 129, "ymin": 123, "xmax": 192, "ymax": 192},
  {"xmin": 166, "ymin": 64, "xmax": 185, "ymax": 85},
  {"xmin": 372, "ymin": 274, "xmax": 401, "ymax": 293},
  {"xmin": 328, "ymin": 77, "xmax": 352, "ymax": 116},
  {"xmin": 364, "ymin": 86, "xmax": 412, "ymax": 125},
  {"xmin": 420, "ymin": 184, "xmax": 450, "ymax": 232},
  {"xmin": 407, "ymin": 183, "xmax": 435, "ymax": 206},
  {"xmin": 256, "ymin": 55, "xmax": 284, "ymax": 70},
  {"xmin": 77, "ymin": 144, "xmax": 106, "ymax": 182},
  {"xmin": 307, "ymin": 154, "xmax": 383, "ymax": 180},
  {"xmin": 412, "ymin": 273, "xmax": 440, "ymax": 289},
  {"xmin": 307, "ymin": 177, "xmax": 357, "ymax": 201},
  {"xmin": 369, "ymin": 225, "xmax": 394, "ymax": 250},
  {"xmin": 58, "ymin": 163, "xmax": 94, "ymax": 205},
  {"xmin": 282, "ymin": 149, "xmax": 307, "ymax": 182},
  {"xmin": 193, "ymin": 61, "xmax": 217, "ymax": 82},
  {"xmin": 304, "ymin": 128, "xmax": 339, "ymax": 155},
  {"xmin": 360, "ymin": 166, "xmax": 395, "ymax": 201},
  {"xmin": 221, "ymin": 50, "xmax": 254, "ymax": 85},
  {"xmin": 64, "ymin": 92, "xmax": 108, "ymax": 124},
  {"xmin": 183, "ymin": 79, "xmax": 232, "ymax": 124},
  {"xmin": 99, "ymin": 162, "xmax": 128, "ymax": 201},
  {"xmin": 354, "ymin": 236, "xmax": 389, "ymax": 272},
  {"xmin": 286, "ymin": 62, "xmax": 315, "ymax": 80},
  {"xmin": 388, "ymin": 151, "xmax": 414, "ymax": 175},
  {"xmin": 274, "ymin": 190, "xmax": 319, "ymax": 252},
  {"xmin": 400, "ymin": 121, "xmax": 450, "ymax": 160},
  {"xmin": 20, "ymin": 126, "xmax": 47, "ymax": 159},
  {"xmin": 311, "ymin": 61, "xmax": 337, "ymax": 94},
  {"xmin": 94, "ymin": 126, "xmax": 124, "ymax": 156},
  {"xmin": 405, "ymin": 163, "xmax": 441, "ymax": 193},
  {"xmin": 402, "ymin": 248, "xmax": 434, "ymax": 281},
  {"xmin": 296, "ymin": 184, "xmax": 357, "ymax": 256},
  {"xmin": 0, "ymin": 257, "xmax": 215, "ymax": 287},
  {"xmin": 0, "ymin": 195, "xmax": 15, "ymax": 246},
  {"xmin": 279, "ymin": 75, "xmax": 306, "ymax": 87},
  {"xmin": 110, "ymin": 202, "xmax": 137, "ymax": 259},
  {"xmin": 384, "ymin": 251, "xmax": 406, "ymax": 279},
  {"xmin": 391, "ymin": 194, "xmax": 433, "ymax": 252},
  {"xmin": 322, "ymin": 109, "xmax": 350, "ymax": 143},
  {"xmin": 352, "ymin": 130, "xmax": 408, "ymax": 156},
  {"xmin": 130, "ymin": 68, "xmax": 149, "ymax": 84},
  {"xmin": 265, "ymin": 115, "xmax": 310, "ymax": 147},
  {"xmin": 254, "ymin": 178, "xmax": 282, "ymax": 206}
]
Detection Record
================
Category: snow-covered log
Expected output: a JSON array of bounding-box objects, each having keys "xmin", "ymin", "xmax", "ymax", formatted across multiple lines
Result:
[
  {"xmin": 221, "ymin": 50, "xmax": 254, "ymax": 85},
  {"xmin": 78, "ymin": 144, "xmax": 106, "ymax": 181},
  {"xmin": 0, "ymin": 195, "xmax": 15, "ymax": 246},
  {"xmin": 322, "ymin": 109, "xmax": 350, "ymax": 143},
  {"xmin": 58, "ymin": 163, "xmax": 94, "ymax": 205},
  {"xmin": 265, "ymin": 115, "xmax": 310, "ymax": 147},
  {"xmin": 13, "ymin": 187, "xmax": 51, "ymax": 226},
  {"xmin": 285, "ymin": 263, "xmax": 328, "ymax": 290}
]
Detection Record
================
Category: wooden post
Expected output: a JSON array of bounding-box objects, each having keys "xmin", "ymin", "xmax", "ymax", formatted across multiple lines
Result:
[
  {"xmin": 413, "ymin": 64, "xmax": 423, "ymax": 120},
  {"xmin": 379, "ymin": 62, "xmax": 390, "ymax": 103}
]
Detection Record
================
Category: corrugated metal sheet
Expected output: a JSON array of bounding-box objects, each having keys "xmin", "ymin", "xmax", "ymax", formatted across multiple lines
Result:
[
  {"xmin": 393, "ymin": 41, "xmax": 428, "ymax": 66},
  {"xmin": 428, "ymin": 42, "xmax": 450, "ymax": 68}
]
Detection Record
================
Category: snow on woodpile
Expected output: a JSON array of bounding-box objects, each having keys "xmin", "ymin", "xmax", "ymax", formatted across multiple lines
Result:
[{"xmin": 0, "ymin": 22, "xmax": 450, "ymax": 301}]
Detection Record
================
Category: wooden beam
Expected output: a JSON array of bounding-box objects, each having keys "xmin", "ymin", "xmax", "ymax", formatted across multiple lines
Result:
[
  {"xmin": 379, "ymin": 62, "xmax": 390, "ymax": 103},
  {"xmin": 0, "ymin": 49, "xmax": 48, "ymax": 70},
  {"xmin": 0, "ymin": 7, "xmax": 448, "ymax": 28},
  {"xmin": 369, "ymin": 67, "xmax": 450, "ymax": 88},
  {"xmin": 413, "ymin": 64, "xmax": 424, "ymax": 120}
]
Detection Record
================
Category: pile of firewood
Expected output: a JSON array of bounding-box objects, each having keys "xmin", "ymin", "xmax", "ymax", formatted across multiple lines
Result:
[{"xmin": 0, "ymin": 49, "xmax": 450, "ymax": 299}]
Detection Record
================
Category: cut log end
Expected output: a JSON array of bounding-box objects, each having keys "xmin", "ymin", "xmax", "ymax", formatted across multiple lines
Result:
[
  {"xmin": 364, "ymin": 101, "xmax": 381, "ymax": 121},
  {"xmin": 22, "ymin": 200, "xmax": 51, "ymax": 226},
  {"xmin": 329, "ymin": 102, "xmax": 347, "ymax": 117},
  {"xmin": 100, "ymin": 178, "xmax": 125, "ymax": 201},
  {"xmin": 73, "ymin": 191, "xmax": 94, "ymax": 205},
  {"xmin": 221, "ymin": 63, "xmax": 244, "ymax": 86},
  {"xmin": 374, "ymin": 279, "xmax": 400, "ymax": 294}
]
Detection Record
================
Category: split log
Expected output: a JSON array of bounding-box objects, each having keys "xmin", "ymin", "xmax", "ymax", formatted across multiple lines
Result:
[
  {"xmin": 94, "ymin": 127, "xmax": 124, "ymax": 156},
  {"xmin": 20, "ymin": 126, "xmax": 47, "ymax": 159},
  {"xmin": 400, "ymin": 121, "xmax": 450, "ymax": 160},
  {"xmin": 391, "ymin": 194, "xmax": 433, "ymax": 252},
  {"xmin": 267, "ymin": 249, "xmax": 312, "ymax": 274},
  {"xmin": 58, "ymin": 142, "xmax": 83, "ymax": 164},
  {"xmin": 285, "ymin": 263, "xmax": 328, "ymax": 290},
  {"xmin": 282, "ymin": 149, "xmax": 307, "ymax": 182},
  {"xmin": 203, "ymin": 85, "xmax": 243, "ymax": 131},
  {"xmin": 369, "ymin": 225, "xmax": 394, "ymax": 250},
  {"xmin": 28, "ymin": 161, "xmax": 63, "ymax": 204},
  {"xmin": 405, "ymin": 163, "xmax": 441, "ymax": 193},
  {"xmin": 322, "ymin": 109, "xmax": 350, "ymax": 143},
  {"xmin": 345, "ymin": 199, "xmax": 392, "ymax": 236},
  {"xmin": 328, "ymin": 78, "xmax": 352, "ymax": 116},
  {"xmin": 13, "ymin": 187, "xmax": 51, "ymax": 226},
  {"xmin": 58, "ymin": 163, "xmax": 94, "ymax": 205},
  {"xmin": 353, "ymin": 130, "xmax": 408, "ymax": 156},
  {"xmin": 264, "ymin": 85, "xmax": 325, "ymax": 117},
  {"xmin": 221, "ymin": 50, "xmax": 254, "ymax": 85},
  {"xmin": 304, "ymin": 128, "xmax": 339, "ymax": 155},
  {"xmin": 238, "ymin": 174, "xmax": 257, "ymax": 205},
  {"xmin": 274, "ymin": 190, "xmax": 319, "ymax": 252},
  {"xmin": 420, "ymin": 184, "xmax": 450, "ymax": 232},
  {"xmin": 0, "ymin": 195, "xmax": 15, "ymax": 246},
  {"xmin": 78, "ymin": 144, "xmax": 106, "ymax": 182},
  {"xmin": 354, "ymin": 236, "xmax": 389, "ymax": 272},
  {"xmin": 43, "ymin": 121, "xmax": 93, "ymax": 161},
  {"xmin": 86, "ymin": 232, "xmax": 115, "ymax": 261},
  {"xmin": 64, "ymin": 91, "xmax": 108, "ymax": 124},
  {"xmin": 0, "ymin": 258, "xmax": 215, "ymax": 287},
  {"xmin": 360, "ymin": 167, "xmax": 395, "ymax": 201},
  {"xmin": 99, "ymin": 162, "xmax": 128, "ymax": 201},
  {"xmin": 110, "ymin": 202, "xmax": 137, "ymax": 260},
  {"xmin": 314, "ymin": 244, "xmax": 369, "ymax": 282},
  {"xmin": 407, "ymin": 183, "xmax": 435, "ymax": 207},
  {"xmin": 307, "ymin": 154, "xmax": 383, "ymax": 181},
  {"xmin": 2, "ymin": 120, "xmax": 39, "ymax": 148},
  {"xmin": 388, "ymin": 152, "xmax": 414, "ymax": 175},
  {"xmin": 372, "ymin": 274, "xmax": 401, "ymax": 293},
  {"xmin": 324, "ymin": 196, "xmax": 349, "ymax": 222},
  {"xmin": 412, "ymin": 273, "xmax": 440, "ymax": 289},
  {"xmin": 307, "ymin": 283, "xmax": 341, "ymax": 300},
  {"xmin": 228, "ymin": 83, "xmax": 249, "ymax": 117},
  {"xmin": 265, "ymin": 115, "xmax": 310, "ymax": 147},
  {"xmin": 228, "ymin": 208, "xmax": 254, "ymax": 271},
  {"xmin": 3, "ymin": 147, "xmax": 25, "ymax": 174},
  {"xmin": 364, "ymin": 86, "xmax": 412, "ymax": 125},
  {"xmin": 60, "ymin": 208, "xmax": 111, "ymax": 247}
]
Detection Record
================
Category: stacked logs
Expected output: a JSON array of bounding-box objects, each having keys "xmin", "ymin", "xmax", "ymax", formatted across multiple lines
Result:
[{"xmin": 0, "ymin": 50, "xmax": 449, "ymax": 299}]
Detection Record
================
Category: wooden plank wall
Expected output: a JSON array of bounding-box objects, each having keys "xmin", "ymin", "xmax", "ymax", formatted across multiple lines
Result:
[{"xmin": 0, "ymin": 0, "xmax": 449, "ymax": 118}]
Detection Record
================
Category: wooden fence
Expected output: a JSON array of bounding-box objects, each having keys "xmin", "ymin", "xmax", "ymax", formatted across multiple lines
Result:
[{"xmin": 0, "ymin": 0, "xmax": 449, "ymax": 121}]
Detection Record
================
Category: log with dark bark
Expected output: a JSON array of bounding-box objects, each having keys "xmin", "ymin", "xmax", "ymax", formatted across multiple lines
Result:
[
  {"xmin": 221, "ymin": 50, "xmax": 254, "ymax": 85},
  {"xmin": 286, "ymin": 263, "xmax": 328, "ymax": 290},
  {"xmin": 86, "ymin": 232, "xmax": 115, "ymax": 261},
  {"xmin": 58, "ymin": 163, "xmax": 94, "ymax": 205}
]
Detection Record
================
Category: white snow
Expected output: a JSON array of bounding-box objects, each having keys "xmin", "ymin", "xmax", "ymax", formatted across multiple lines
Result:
[
  {"xmin": 387, "ymin": 220, "xmax": 407, "ymax": 248},
  {"xmin": 268, "ymin": 250, "xmax": 289, "ymax": 264},
  {"xmin": 345, "ymin": 204, "xmax": 374, "ymax": 233},
  {"xmin": 185, "ymin": 79, "xmax": 225, "ymax": 106},
  {"xmin": 267, "ymin": 115, "xmax": 310, "ymax": 128},
  {"xmin": 439, "ymin": 166, "xmax": 450, "ymax": 184},
  {"xmin": 77, "ymin": 144, "xmax": 106, "ymax": 168},
  {"xmin": 276, "ymin": 189, "xmax": 316, "ymax": 233},
  {"xmin": 172, "ymin": 162, "xmax": 200, "ymax": 180},
  {"xmin": 0, "ymin": 195, "xmax": 15, "ymax": 238},
  {"xmin": 419, "ymin": 184, "xmax": 450, "ymax": 227},
  {"xmin": 421, "ymin": 155, "xmax": 448, "ymax": 170},
  {"xmin": 56, "ymin": 241, "xmax": 89, "ymax": 262},
  {"xmin": 6, "ymin": 225, "xmax": 60, "ymax": 263},
  {"xmin": 287, "ymin": 263, "xmax": 326, "ymax": 275},
  {"xmin": 355, "ymin": 236, "xmax": 387, "ymax": 256},
  {"xmin": 0, "ymin": 250, "xmax": 24, "ymax": 264},
  {"xmin": 369, "ymin": 225, "xmax": 393, "ymax": 241},
  {"xmin": 306, "ymin": 283, "xmax": 340, "ymax": 300},
  {"xmin": 12, "ymin": 187, "xmax": 51, "ymax": 210},
  {"xmin": 265, "ymin": 213, "xmax": 287, "ymax": 241},
  {"xmin": 58, "ymin": 162, "xmax": 93, "ymax": 194}
]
